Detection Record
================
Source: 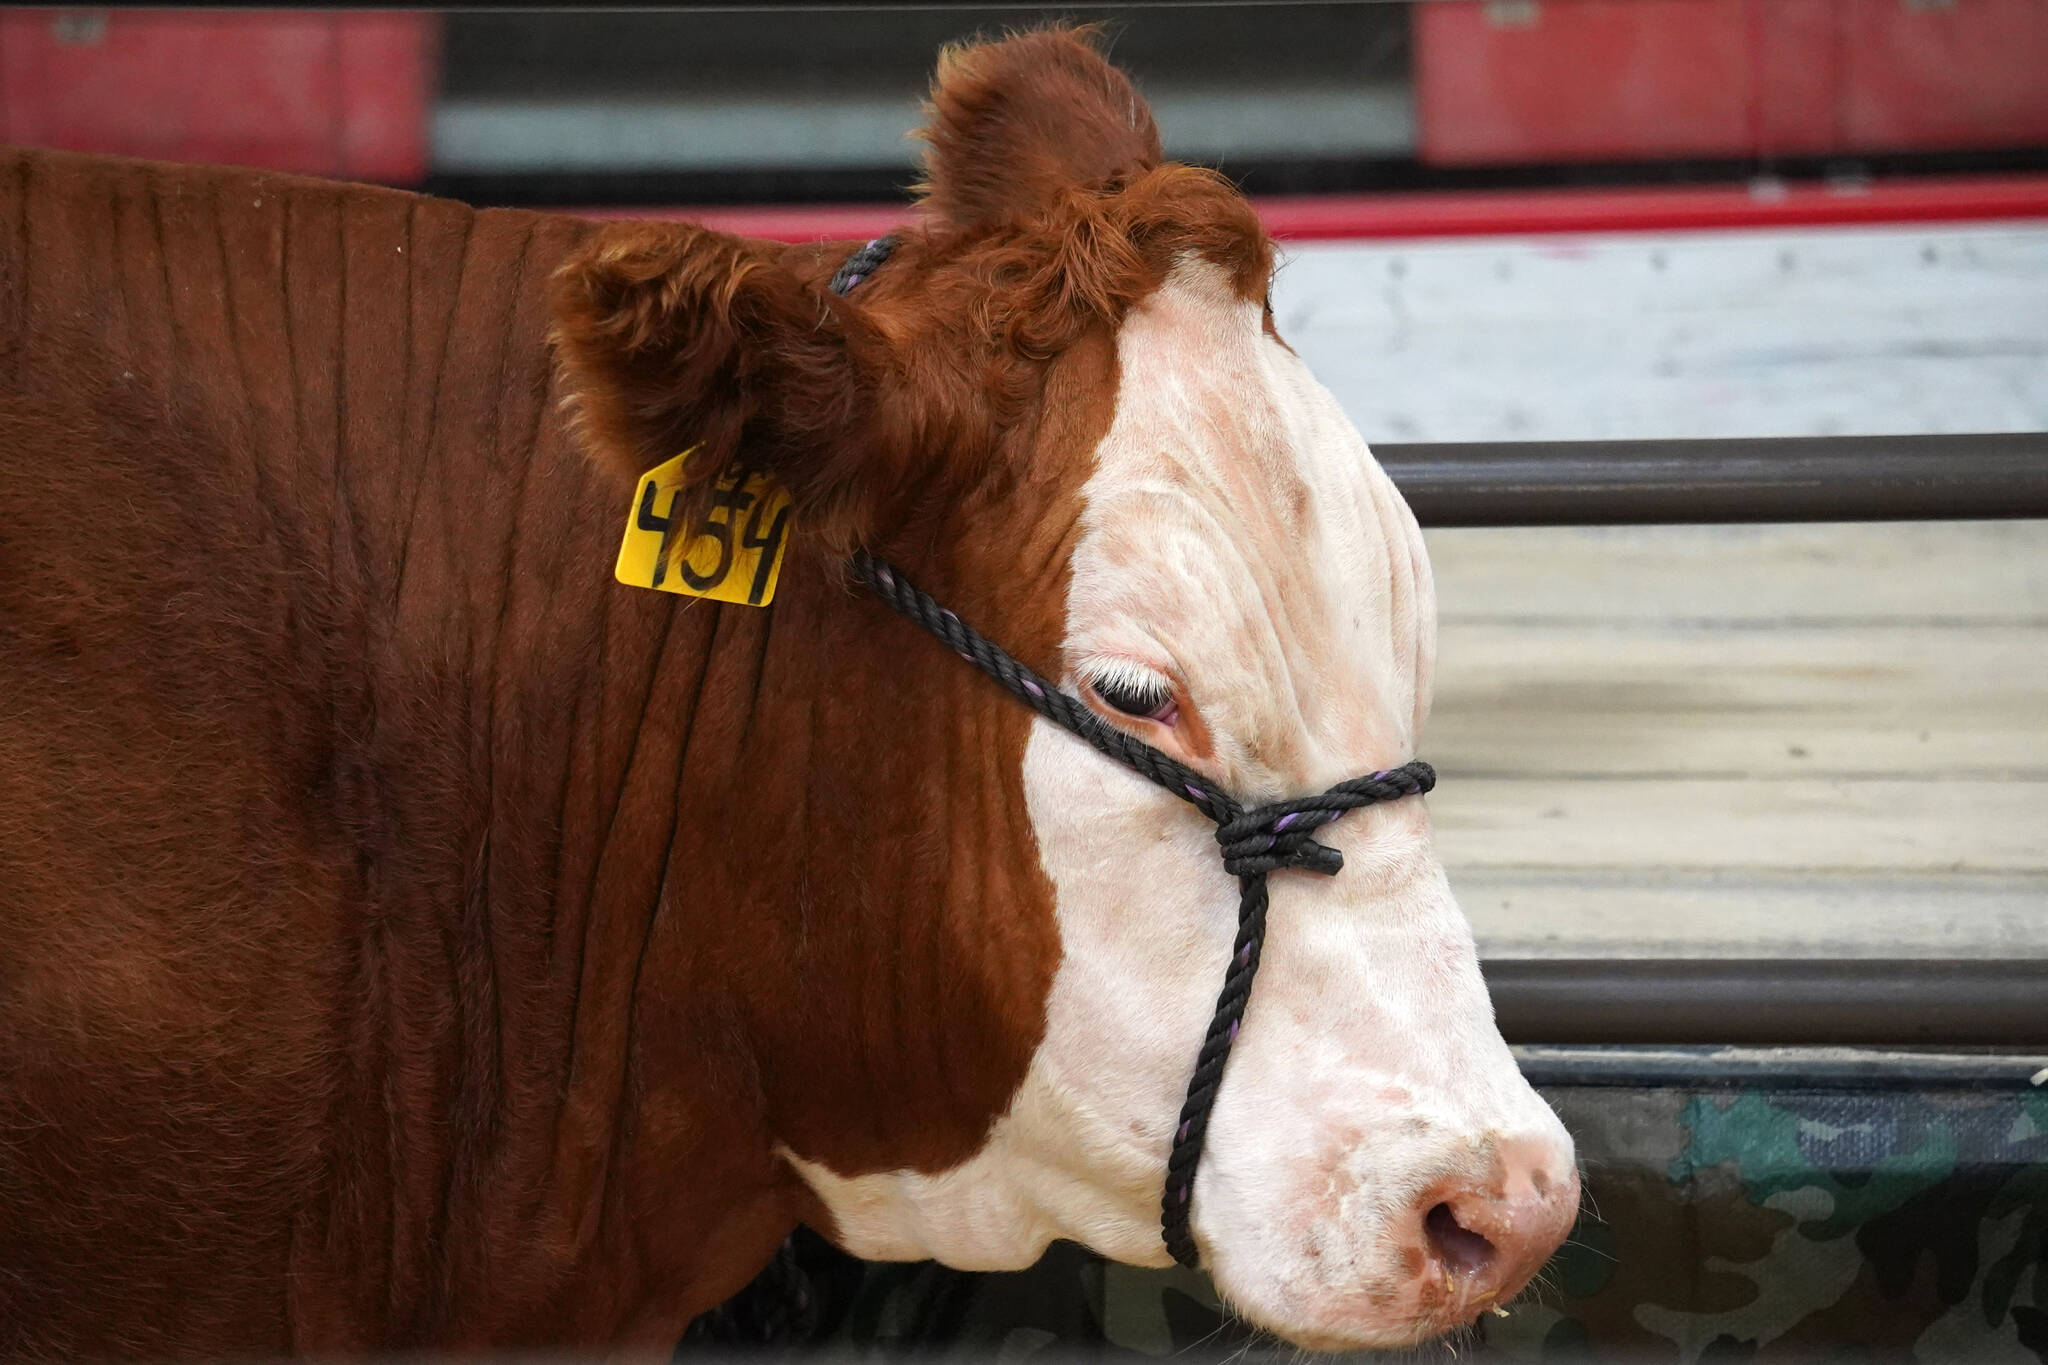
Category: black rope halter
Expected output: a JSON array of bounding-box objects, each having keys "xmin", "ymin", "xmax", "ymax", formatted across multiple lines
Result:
[{"xmin": 829, "ymin": 236, "xmax": 1436, "ymax": 1269}]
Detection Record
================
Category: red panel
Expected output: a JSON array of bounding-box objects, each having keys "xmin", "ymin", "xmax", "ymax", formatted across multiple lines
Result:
[
  {"xmin": 1836, "ymin": 0, "xmax": 2048, "ymax": 150},
  {"xmin": 583, "ymin": 175, "xmax": 2048, "ymax": 244},
  {"xmin": 1251, "ymin": 175, "xmax": 2048, "ymax": 238},
  {"xmin": 0, "ymin": 16, "xmax": 41, "ymax": 145},
  {"xmin": 1418, "ymin": 0, "xmax": 2048, "ymax": 165},
  {"xmin": 1754, "ymin": 0, "xmax": 1840, "ymax": 156},
  {"xmin": 1415, "ymin": 0, "xmax": 1758, "ymax": 164},
  {"xmin": 0, "ymin": 10, "xmax": 435, "ymax": 185},
  {"xmin": 338, "ymin": 14, "xmax": 438, "ymax": 184}
]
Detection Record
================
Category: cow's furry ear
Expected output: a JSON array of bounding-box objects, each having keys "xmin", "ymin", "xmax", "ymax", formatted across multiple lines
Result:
[
  {"xmin": 917, "ymin": 26, "xmax": 1163, "ymax": 233},
  {"xmin": 551, "ymin": 221, "xmax": 884, "ymax": 548}
]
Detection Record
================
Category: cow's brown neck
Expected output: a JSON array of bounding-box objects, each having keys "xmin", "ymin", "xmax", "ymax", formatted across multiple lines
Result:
[
  {"xmin": 0, "ymin": 145, "xmax": 1116, "ymax": 1353},
  {"xmin": 316, "ymin": 285, "xmax": 1112, "ymax": 1344},
  {"xmin": 566, "ymin": 328, "xmax": 1114, "ymax": 1335}
]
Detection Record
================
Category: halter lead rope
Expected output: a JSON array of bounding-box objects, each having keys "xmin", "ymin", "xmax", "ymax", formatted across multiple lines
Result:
[
  {"xmin": 830, "ymin": 236, "xmax": 1435, "ymax": 1269},
  {"xmin": 847, "ymin": 554, "xmax": 1433, "ymax": 1267}
]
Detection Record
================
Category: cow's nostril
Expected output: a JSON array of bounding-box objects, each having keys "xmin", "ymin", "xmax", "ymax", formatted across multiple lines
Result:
[{"xmin": 1424, "ymin": 1201, "xmax": 1496, "ymax": 1277}]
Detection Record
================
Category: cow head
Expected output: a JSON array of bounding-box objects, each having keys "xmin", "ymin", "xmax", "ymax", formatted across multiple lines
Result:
[{"xmin": 552, "ymin": 27, "xmax": 1576, "ymax": 1351}]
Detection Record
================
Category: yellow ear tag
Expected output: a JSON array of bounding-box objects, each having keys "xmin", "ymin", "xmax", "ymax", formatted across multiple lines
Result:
[{"xmin": 615, "ymin": 448, "xmax": 793, "ymax": 606}]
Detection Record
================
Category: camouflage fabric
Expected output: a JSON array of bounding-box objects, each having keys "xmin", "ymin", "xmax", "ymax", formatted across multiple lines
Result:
[
  {"xmin": 685, "ymin": 1049, "xmax": 2048, "ymax": 1362},
  {"xmin": 1485, "ymin": 1078, "xmax": 2047, "ymax": 1362}
]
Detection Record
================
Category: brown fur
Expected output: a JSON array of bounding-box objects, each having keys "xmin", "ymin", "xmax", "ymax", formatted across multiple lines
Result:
[
  {"xmin": 0, "ymin": 27, "xmax": 1274, "ymax": 1356},
  {"xmin": 552, "ymin": 27, "xmax": 1270, "ymax": 553},
  {"xmin": 915, "ymin": 25, "xmax": 1163, "ymax": 231}
]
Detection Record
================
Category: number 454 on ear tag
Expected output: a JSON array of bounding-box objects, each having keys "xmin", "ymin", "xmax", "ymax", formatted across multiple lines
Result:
[{"xmin": 615, "ymin": 448, "xmax": 793, "ymax": 606}]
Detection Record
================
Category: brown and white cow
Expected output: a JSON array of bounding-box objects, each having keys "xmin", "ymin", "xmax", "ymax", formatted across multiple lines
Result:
[{"xmin": 0, "ymin": 29, "xmax": 1576, "ymax": 1357}]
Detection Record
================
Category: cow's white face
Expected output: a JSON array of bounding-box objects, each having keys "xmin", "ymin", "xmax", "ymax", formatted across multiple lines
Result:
[{"xmin": 788, "ymin": 259, "xmax": 1577, "ymax": 1350}]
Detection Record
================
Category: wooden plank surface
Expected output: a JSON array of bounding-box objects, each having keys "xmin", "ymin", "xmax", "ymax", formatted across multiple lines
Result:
[
  {"xmin": 1451, "ymin": 870, "xmax": 2048, "ymax": 960},
  {"xmin": 1432, "ymin": 623, "xmax": 2048, "ymax": 776},
  {"xmin": 1417, "ymin": 520, "xmax": 2048, "ymax": 959},
  {"xmin": 1428, "ymin": 520, "xmax": 2048, "ymax": 624},
  {"xmin": 1437, "ymin": 778, "xmax": 2047, "ymax": 872}
]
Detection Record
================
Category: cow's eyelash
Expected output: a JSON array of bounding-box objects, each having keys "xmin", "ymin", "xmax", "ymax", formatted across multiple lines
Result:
[{"xmin": 1078, "ymin": 658, "xmax": 1178, "ymax": 724}]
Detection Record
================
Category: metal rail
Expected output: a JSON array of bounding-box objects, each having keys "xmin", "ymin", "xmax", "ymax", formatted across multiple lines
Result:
[
  {"xmin": 1426, "ymin": 437, "xmax": 2048, "ymax": 1047},
  {"xmin": 1487, "ymin": 959, "xmax": 2048, "ymax": 1047},
  {"xmin": 1378, "ymin": 433, "xmax": 2048, "ymax": 526},
  {"xmin": 1512, "ymin": 1044, "xmax": 2048, "ymax": 1090}
]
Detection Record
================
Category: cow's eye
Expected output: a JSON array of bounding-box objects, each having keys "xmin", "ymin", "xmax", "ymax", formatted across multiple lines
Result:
[
  {"xmin": 1095, "ymin": 675, "xmax": 1166, "ymax": 716},
  {"xmin": 1082, "ymin": 662, "xmax": 1178, "ymax": 724}
]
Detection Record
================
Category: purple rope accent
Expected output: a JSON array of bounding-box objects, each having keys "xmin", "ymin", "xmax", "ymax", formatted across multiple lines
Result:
[{"xmin": 829, "ymin": 235, "xmax": 899, "ymax": 298}]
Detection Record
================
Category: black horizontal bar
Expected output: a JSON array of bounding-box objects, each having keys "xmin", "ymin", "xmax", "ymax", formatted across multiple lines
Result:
[
  {"xmin": 1511, "ymin": 1044, "xmax": 2048, "ymax": 1090},
  {"xmin": 1377, "ymin": 433, "xmax": 2048, "ymax": 526},
  {"xmin": 1486, "ymin": 958, "xmax": 2048, "ymax": 1047}
]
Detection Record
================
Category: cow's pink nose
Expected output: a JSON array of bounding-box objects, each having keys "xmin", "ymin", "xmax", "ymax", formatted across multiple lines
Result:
[{"xmin": 1416, "ymin": 1137, "xmax": 1578, "ymax": 1312}]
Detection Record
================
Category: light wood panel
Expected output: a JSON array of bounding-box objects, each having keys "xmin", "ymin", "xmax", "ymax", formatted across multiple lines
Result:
[
  {"xmin": 1434, "ymin": 778, "xmax": 2048, "ymax": 873},
  {"xmin": 1431, "ymin": 623, "xmax": 2048, "ymax": 777},
  {"xmin": 1424, "ymin": 520, "xmax": 2048, "ymax": 625},
  {"xmin": 1416, "ymin": 521, "xmax": 2048, "ymax": 960},
  {"xmin": 1453, "ymin": 870, "xmax": 2048, "ymax": 959}
]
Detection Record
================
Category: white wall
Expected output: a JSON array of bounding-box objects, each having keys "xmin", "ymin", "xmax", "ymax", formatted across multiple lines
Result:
[{"xmin": 1275, "ymin": 221, "xmax": 2048, "ymax": 443}]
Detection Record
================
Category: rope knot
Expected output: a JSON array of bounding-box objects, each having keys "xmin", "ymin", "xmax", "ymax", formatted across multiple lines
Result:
[
  {"xmin": 1215, "ymin": 806, "xmax": 1345, "ymax": 877},
  {"xmin": 1210, "ymin": 765, "xmax": 1438, "ymax": 880}
]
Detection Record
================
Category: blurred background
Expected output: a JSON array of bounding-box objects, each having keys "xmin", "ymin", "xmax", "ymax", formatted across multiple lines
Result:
[
  {"xmin": 6, "ymin": 1, "xmax": 2048, "ymax": 447},
  {"xmin": 7, "ymin": 3, "xmax": 2048, "ymax": 201},
  {"xmin": 4, "ymin": 6, "xmax": 2045, "ymax": 1359}
]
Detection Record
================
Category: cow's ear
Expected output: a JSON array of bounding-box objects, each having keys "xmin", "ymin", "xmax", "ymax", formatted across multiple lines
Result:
[
  {"xmin": 551, "ymin": 221, "xmax": 894, "ymax": 549},
  {"xmin": 917, "ymin": 26, "xmax": 1163, "ymax": 233}
]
